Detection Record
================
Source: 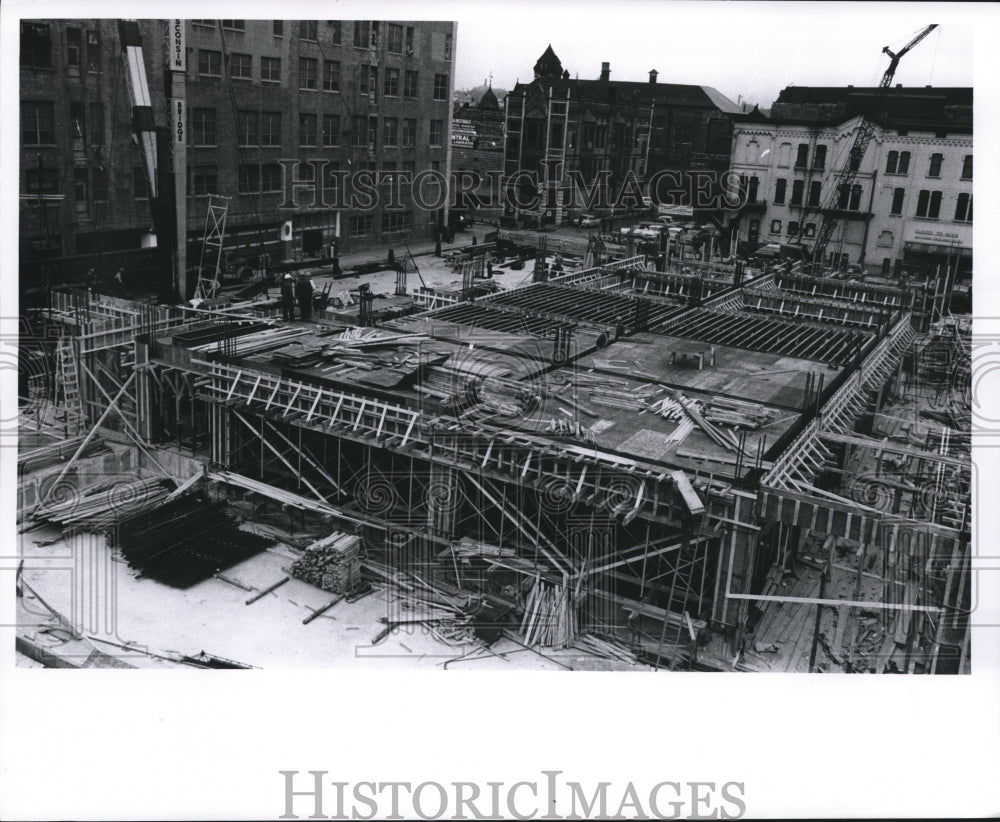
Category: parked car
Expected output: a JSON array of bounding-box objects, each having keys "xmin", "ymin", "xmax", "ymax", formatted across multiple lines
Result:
[{"xmin": 577, "ymin": 213, "xmax": 601, "ymax": 228}]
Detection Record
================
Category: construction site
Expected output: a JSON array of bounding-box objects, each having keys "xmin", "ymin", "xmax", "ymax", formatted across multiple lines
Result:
[
  {"xmin": 14, "ymin": 19, "xmax": 972, "ymax": 674},
  {"xmin": 16, "ymin": 226, "xmax": 972, "ymax": 672}
]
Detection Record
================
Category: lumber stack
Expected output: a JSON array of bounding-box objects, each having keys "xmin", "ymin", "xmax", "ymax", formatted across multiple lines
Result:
[
  {"xmin": 575, "ymin": 633, "xmax": 639, "ymax": 664},
  {"xmin": 703, "ymin": 397, "xmax": 774, "ymax": 430},
  {"xmin": 32, "ymin": 477, "xmax": 175, "ymax": 530},
  {"xmin": 520, "ymin": 577, "xmax": 577, "ymax": 649},
  {"xmin": 18, "ymin": 436, "xmax": 109, "ymax": 474},
  {"xmin": 290, "ymin": 532, "xmax": 363, "ymax": 593}
]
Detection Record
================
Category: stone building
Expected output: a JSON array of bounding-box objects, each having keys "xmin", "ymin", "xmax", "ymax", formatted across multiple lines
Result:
[
  {"xmin": 502, "ymin": 45, "xmax": 740, "ymax": 226},
  {"xmin": 728, "ymin": 86, "xmax": 972, "ymax": 279}
]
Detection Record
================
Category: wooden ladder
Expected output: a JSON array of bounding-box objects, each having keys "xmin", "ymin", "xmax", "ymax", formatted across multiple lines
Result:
[{"xmin": 54, "ymin": 336, "xmax": 85, "ymax": 434}]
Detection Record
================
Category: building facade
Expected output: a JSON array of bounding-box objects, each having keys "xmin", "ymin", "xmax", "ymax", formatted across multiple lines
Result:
[
  {"xmin": 728, "ymin": 86, "xmax": 972, "ymax": 279},
  {"xmin": 502, "ymin": 46, "xmax": 739, "ymax": 226},
  {"xmin": 450, "ymin": 85, "xmax": 505, "ymax": 217},
  {"xmin": 20, "ymin": 18, "xmax": 457, "ymax": 295}
]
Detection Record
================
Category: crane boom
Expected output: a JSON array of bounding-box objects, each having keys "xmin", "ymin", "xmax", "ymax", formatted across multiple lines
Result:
[{"xmin": 807, "ymin": 24, "xmax": 937, "ymax": 268}]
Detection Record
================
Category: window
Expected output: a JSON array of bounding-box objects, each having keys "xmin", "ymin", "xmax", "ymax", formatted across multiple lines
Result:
[
  {"xmin": 356, "ymin": 64, "xmax": 375, "ymax": 94},
  {"xmin": 368, "ymin": 116, "xmax": 378, "ymax": 145},
  {"xmin": 230, "ymin": 53, "xmax": 252, "ymax": 79},
  {"xmin": 877, "ymin": 230, "xmax": 894, "ymax": 247},
  {"xmin": 261, "ymin": 164, "xmax": 282, "ymax": 192},
  {"xmin": 322, "ymin": 114, "xmax": 340, "ymax": 146},
  {"xmin": 300, "ymin": 21, "xmax": 318, "ymax": 41},
  {"xmin": 295, "ymin": 163, "xmax": 315, "ymax": 183},
  {"xmin": 323, "ymin": 163, "xmax": 342, "ymax": 196},
  {"xmin": 67, "ymin": 27, "xmax": 82, "ymax": 67},
  {"xmin": 812, "ymin": 145, "xmax": 827, "ymax": 170},
  {"xmin": 804, "ymin": 223, "xmax": 816, "ymax": 238},
  {"xmin": 26, "ymin": 167, "xmax": 59, "ymax": 194},
  {"xmin": 329, "ymin": 21, "xmax": 342, "ymax": 45},
  {"xmin": 299, "ymin": 57, "xmax": 318, "ymax": 89},
  {"xmin": 92, "ymin": 167, "xmax": 108, "ymax": 203},
  {"xmin": 770, "ymin": 219, "xmax": 782, "ymax": 234},
  {"xmin": 299, "ymin": 113, "xmax": 318, "ymax": 146},
  {"xmin": 354, "ymin": 21, "xmax": 371, "ymax": 48},
  {"xmin": 21, "ymin": 101, "xmax": 54, "ymax": 145},
  {"xmin": 777, "ymin": 142, "xmax": 791, "ymax": 168},
  {"xmin": 85, "ymin": 30, "xmax": 100, "ymax": 72},
  {"xmin": 20, "ymin": 23, "xmax": 52, "ymax": 69},
  {"xmin": 406, "ymin": 27, "xmax": 414, "ymax": 54},
  {"xmin": 773, "ymin": 178, "xmax": 786, "ymax": 205},
  {"xmin": 955, "ymin": 193, "xmax": 973, "ymax": 222},
  {"xmin": 273, "ymin": 20, "xmax": 284, "ymax": 37},
  {"xmin": 382, "ymin": 118, "xmax": 398, "ymax": 146},
  {"xmin": 237, "ymin": 110, "xmax": 258, "ymax": 145},
  {"xmin": 402, "ymin": 118, "xmax": 417, "ymax": 147},
  {"xmin": 927, "ymin": 153, "xmax": 943, "ymax": 177},
  {"xmin": 429, "ymin": 119, "xmax": 443, "ymax": 146},
  {"xmin": 238, "ymin": 164, "xmax": 260, "ymax": 193},
  {"xmin": 885, "ymin": 150, "xmax": 910, "ymax": 174},
  {"xmin": 790, "ymin": 179, "xmax": 804, "ymax": 206},
  {"xmin": 402, "ymin": 160, "xmax": 416, "ymax": 174},
  {"xmin": 433, "ymin": 74, "xmax": 449, "ymax": 100},
  {"xmin": 795, "ymin": 143, "xmax": 808, "ymax": 168},
  {"xmin": 890, "ymin": 187, "xmax": 905, "ymax": 216},
  {"xmin": 383, "ymin": 211, "xmax": 413, "ymax": 233},
  {"xmin": 261, "ymin": 57, "xmax": 281, "ymax": 83},
  {"xmin": 387, "ymin": 24, "xmax": 403, "ymax": 53},
  {"xmin": 787, "ymin": 221, "xmax": 799, "ymax": 237},
  {"xmin": 383, "ymin": 68, "xmax": 400, "ymax": 97},
  {"xmin": 133, "ymin": 167, "xmax": 148, "ymax": 199},
  {"xmin": 261, "ymin": 112, "xmax": 281, "ymax": 146},
  {"xmin": 807, "ymin": 180, "xmax": 821, "ymax": 207},
  {"xmin": 192, "ymin": 19, "xmax": 214, "ymax": 27},
  {"xmin": 323, "ymin": 60, "xmax": 340, "ymax": 91},
  {"xmin": 848, "ymin": 184, "xmax": 862, "ymax": 210},
  {"xmin": 351, "ymin": 116, "xmax": 367, "ymax": 146},
  {"xmin": 192, "ymin": 108, "xmax": 217, "ymax": 145},
  {"xmin": 404, "ymin": 70, "xmax": 419, "ymax": 98},
  {"xmin": 349, "ymin": 215, "xmax": 374, "ymax": 238},
  {"xmin": 915, "ymin": 189, "xmax": 942, "ymax": 219},
  {"xmin": 88, "ymin": 103, "xmax": 105, "ymax": 147},
  {"xmin": 198, "ymin": 49, "xmax": 222, "ymax": 77},
  {"xmin": 221, "ymin": 20, "xmax": 245, "ymax": 31},
  {"xmin": 746, "ymin": 176, "xmax": 759, "ymax": 202},
  {"xmin": 193, "ymin": 165, "xmax": 218, "ymax": 196},
  {"xmin": 444, "ymin": 33, "xmax": 452, "ymax": 61},
  {"xmin": 962, "ymin": 155, "xmax": 972, "ymax": 180}
]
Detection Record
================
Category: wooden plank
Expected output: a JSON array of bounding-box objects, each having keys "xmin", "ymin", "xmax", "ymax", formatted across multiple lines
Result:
[{"xmin": 669, "ymin": 470, "xmax": 704, "ymax": 515}]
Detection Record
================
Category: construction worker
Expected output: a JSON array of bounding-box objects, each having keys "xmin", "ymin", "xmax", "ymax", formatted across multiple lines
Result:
[
  {"xmin": 295, "ymin": 274, "xmax": 314, "ymax": 321},
  {"xmin": 280, "ymin": 273, "xmax": 295, "ymax": 321}
]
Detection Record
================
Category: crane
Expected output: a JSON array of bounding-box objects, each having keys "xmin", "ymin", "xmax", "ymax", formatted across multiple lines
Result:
[{"xmin": 803, "ymin": 24, "xmax": 938, "ymax": 269}]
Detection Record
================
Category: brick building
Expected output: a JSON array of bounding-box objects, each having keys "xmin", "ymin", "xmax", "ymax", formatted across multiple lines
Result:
[
  {"xmin": 19, "ymin": 18, "xmax": 457, "ymax": 296},
  {"xmin": 728, "ymin": 86, "xmax": 972, "ymax": 279},
  {"xmin": 450, "ymin": 85, "xmax": 505, "ymax": 217},
  {"xmin": 502, "ymin": 45, "xmax": 740, "ymax": 226}
]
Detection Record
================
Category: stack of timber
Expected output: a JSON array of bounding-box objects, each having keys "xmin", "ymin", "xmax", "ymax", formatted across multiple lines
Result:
[
  {"xmin": 18, "ymin": 436, "xmax": 109, "ymax": 474},
  {"xmin": 520, "ymin": 577, "xmax": 577, "ymax": 649},
  {"xmin": 290, "ymin": 532, "xmax": 363, "ymax": 593},
  {"xmin": 112, "ymin": 494, "xmax": 272, "ymax": 588},
  {"xmin": 575, "ymin": 633, "xmax": 639, "ymax": 664},
  {"xmin": 32, "ymin": 477, "xmax": 175, "ymax": 530},
  {"xmin": 703, "ymin": 397, "xmax": 774, "ymax": 430}
]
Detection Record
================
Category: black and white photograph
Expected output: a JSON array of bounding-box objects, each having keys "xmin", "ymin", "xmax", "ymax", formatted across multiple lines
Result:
[{"xmin": 2, "ymin": 1, "xmax": 998, "ymax": 819}]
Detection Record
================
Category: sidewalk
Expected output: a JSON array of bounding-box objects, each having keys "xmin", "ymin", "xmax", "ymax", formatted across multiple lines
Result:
[{"xmin": 335, "ymin": 222, "xmax": 497, "ymax": 272}]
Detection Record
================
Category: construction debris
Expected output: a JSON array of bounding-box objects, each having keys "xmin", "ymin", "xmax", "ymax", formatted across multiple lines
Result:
[{"xmin": 290, "ymin": 533, "xmax": 363, "ymax": 594}]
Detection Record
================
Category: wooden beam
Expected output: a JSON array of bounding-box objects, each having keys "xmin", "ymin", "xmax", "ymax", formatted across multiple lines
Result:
[{"xmin": 725, "ymin": 592, "xmax": 942, "ymax": 613}]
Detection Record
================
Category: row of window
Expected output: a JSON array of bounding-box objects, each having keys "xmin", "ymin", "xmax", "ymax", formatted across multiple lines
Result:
[
  {"xmin": 233, "ymin": 161, "xmax": 434, "ymax": 194},
  {"xmin": 196, "ymin": 20, "xmax": 452, "ymax": 59},
  {"xmin": 769, "ymin": 220, "xmax": 816, "ymax": 238},
  {"xmin": 23, "ymin": 100, "xmax": 107, "ymax": 146},
  {"xmin": 195, "ymin": 50, "xmax": 448, "ymax": 99},
  {"xmin": 747, "ymin": 140, "xmax": 973, "ymax": 181},
  {"xmin": 20, "ymin": 22, "xmax": 100, "ymax": 71},
  {"xmin": 223, "ymin": 110, "xmax": 444, "ymax": 148}
]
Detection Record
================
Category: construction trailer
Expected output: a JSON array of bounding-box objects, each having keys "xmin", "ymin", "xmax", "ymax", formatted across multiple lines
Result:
[{"xmin": 27, "ymin": 254, "xmax": 970, "ymax": 673}]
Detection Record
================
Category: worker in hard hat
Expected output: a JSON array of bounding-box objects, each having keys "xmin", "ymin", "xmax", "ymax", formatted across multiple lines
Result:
[{"xmin": 280, "ymin": 273, "xmax": 295, "ymax": 321}]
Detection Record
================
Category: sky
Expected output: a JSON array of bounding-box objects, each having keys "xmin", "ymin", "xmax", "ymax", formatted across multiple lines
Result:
[{"xmin": 453, "ymin": 1, "xmax": 978, "ymax": 108}]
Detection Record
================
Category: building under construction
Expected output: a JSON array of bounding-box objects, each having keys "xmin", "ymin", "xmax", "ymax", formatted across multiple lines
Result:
[{"xmin": 17, "ymin": 246, "xmax": 972, "ymax": 673}]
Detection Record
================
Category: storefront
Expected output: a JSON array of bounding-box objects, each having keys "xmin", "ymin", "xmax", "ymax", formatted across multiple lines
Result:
[{"xmin": 902, "ymin": 224, "xmax": 972, "ymax": 283}]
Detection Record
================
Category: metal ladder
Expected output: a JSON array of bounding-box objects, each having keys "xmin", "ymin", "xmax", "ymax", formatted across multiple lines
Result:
[{"xmin": 193, "ymin": 195, "xmax": 230, "ymax": 301}]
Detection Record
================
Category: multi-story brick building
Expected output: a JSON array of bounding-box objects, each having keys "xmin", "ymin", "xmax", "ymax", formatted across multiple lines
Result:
[
  {"xmin": 19, "ymin": 18, "xmax": 457, "ymax": 297},
  {"xmin": 728, "ymin": 86, "xmax": 972, "ymax": 280},
  {"xmin": 502, "ymin": 45, "xmax": 740, "ymax": 226}
]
